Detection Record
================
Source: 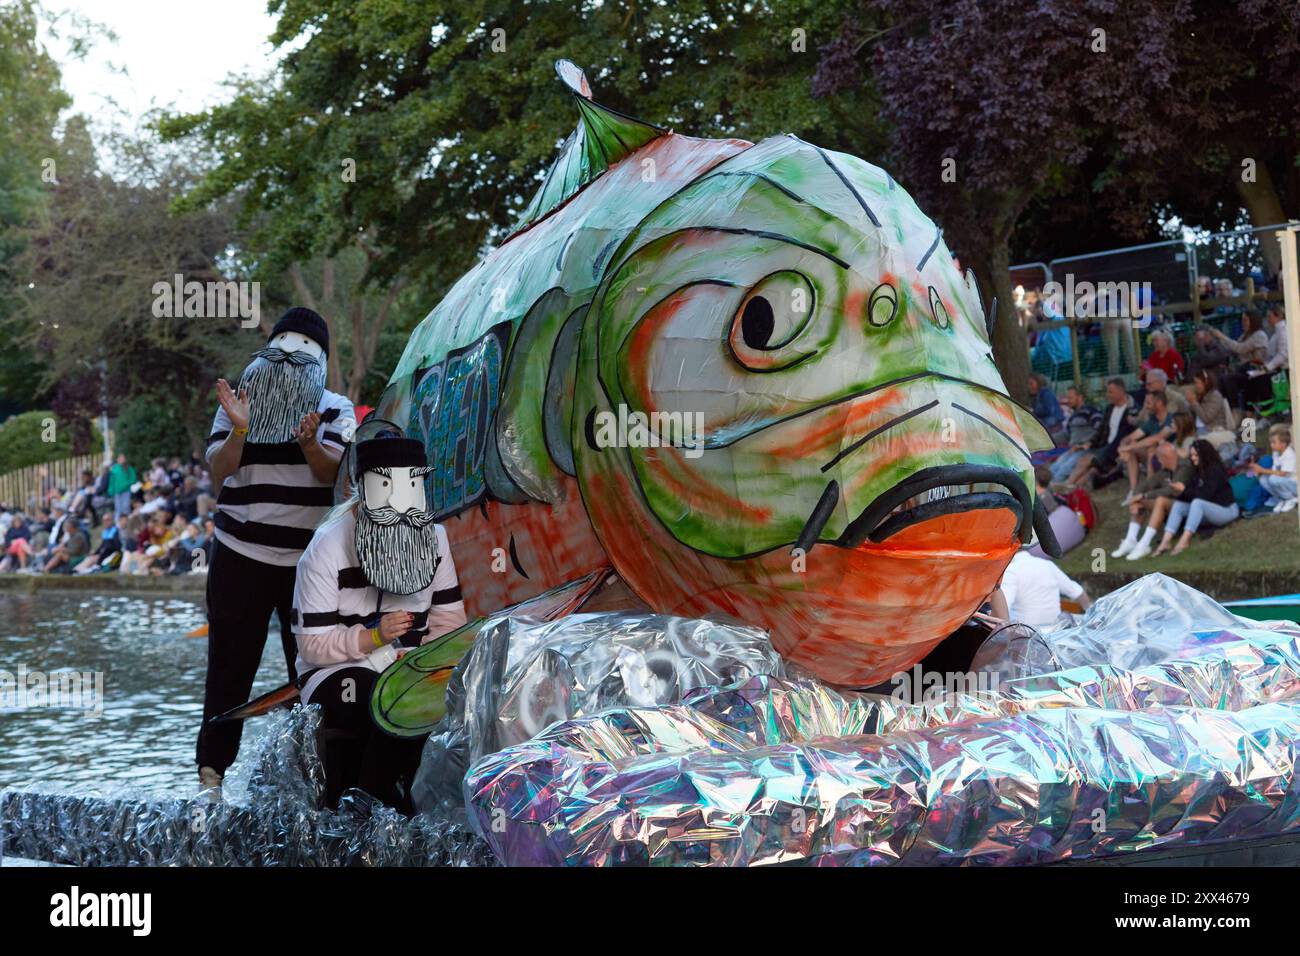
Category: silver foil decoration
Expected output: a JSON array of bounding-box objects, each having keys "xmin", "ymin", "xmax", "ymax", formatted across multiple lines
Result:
[
  {"xmin": 973, "ymin": 572, "xmax": 1281, "ymax": 680},
  {"xmin": 412, "ymin": 612, "xmax": 784, "ymax": 816},
  {"xmin": 1, "ymin": 706, "xmax": 494, "ymax": 867},
  {"xmin": 464, "ymin": 620, "xmax": 1300, "ymax": 866}
]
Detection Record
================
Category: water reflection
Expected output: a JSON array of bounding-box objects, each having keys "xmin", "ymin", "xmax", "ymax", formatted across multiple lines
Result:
[{"xmin": 0, "ymin": 592, "xmax": 285, "ymax": 796}]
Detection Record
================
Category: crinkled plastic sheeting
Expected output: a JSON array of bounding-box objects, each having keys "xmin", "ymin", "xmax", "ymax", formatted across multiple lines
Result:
[
  {"xmin": 973, "ymin": 573, "xmax": 1275, "ymax": 680},
  {"xmin": 413, "ymin": 612, "xmax": 784, "ymax": 816},
  {"xmin": 1, "ymin": 706, "xmax": 494, "ymax": 867},
  {"xmin": 464, "ymin": 622, "xmax": 1300, "ymax": 866}
]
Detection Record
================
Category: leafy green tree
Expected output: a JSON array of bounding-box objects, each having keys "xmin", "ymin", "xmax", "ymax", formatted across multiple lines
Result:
[
  {"xmin": 112, "ymin": 394, "xmax": 193, "ymax": 465},
  {"xmin": 6, "ymin": 121, "xmax": 256, "ymax": 453},
  {"xmin": 0, "ymin": 409, "xmax": 100, "ymax": 473},
  {"xmin": 0, "ymin": 0, "xmax": 73, "ymax": 412},
  {"xmin": 159, "ymin": 0, "xmax": 880, "ymax": 300}
]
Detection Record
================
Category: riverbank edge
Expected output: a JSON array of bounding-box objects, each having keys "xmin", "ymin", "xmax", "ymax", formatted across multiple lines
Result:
[{"xmin": 0, "ymin": 574, "xmax": 206, "ymax": 594}]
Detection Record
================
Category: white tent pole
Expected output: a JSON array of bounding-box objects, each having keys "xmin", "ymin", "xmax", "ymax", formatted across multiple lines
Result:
[{"xmin": 1278, "ymin": 222, "xmax": 1300, "ymax": 530}]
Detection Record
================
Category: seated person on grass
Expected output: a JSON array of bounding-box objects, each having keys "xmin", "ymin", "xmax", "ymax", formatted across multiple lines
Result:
[
  {"xmin": 1141, "ymin": 367, "xmax": 1189, "ymax": 417},
  {"xmin": 1141, "ymin": 329, "xmax": 1185, "ymax": 384},
  {"xmin": 1186, "ymin": 326, "xmax": 1230, "ymax": 380},
  {"xmin": 43, "ymin": 513, "xmax": 90, "ymax": 574},
  {"xmin": 1183, "ymin": 368, "xmax": 1236, "ymax": 450},
  {"xmin": 1119, "ymin": 389, "xmax": 1175, "ymax": 503},
  {"xmin": 1028, "ymin": 373, "xmax": 1065, "ymax": 438},
  {"xmin": 1154, "ymin": 439, "xmax": 1239, "ymax": 557},
  {"xmin": 1048, "ymin": 386, "xmax": 1103, "ymax": 484},
  {"xmin": 74, "ymin": 513, "xmax": 123, "ymax": 573},
  {"xmin": 1112, "ymin": 440, "xmax": 1189, "ymax": 560},
  {"xmin": 1062, "ymin": 377, "xmax": 1136, "ymax": 490},
  {"xmin": 1248, "ymin": 424, "xmax": 1297, "ymax": 513},
  {"xmin": 0, "ymin": 513, "xmax": 32, "ymax": 572}
]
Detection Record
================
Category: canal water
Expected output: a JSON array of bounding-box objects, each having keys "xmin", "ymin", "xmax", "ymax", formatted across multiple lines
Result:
[{"xmin": 0, "ymin": 590, "xmax": 284, "ymax": 797}]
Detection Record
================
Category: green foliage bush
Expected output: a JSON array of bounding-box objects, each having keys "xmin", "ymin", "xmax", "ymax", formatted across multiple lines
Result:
[
  {"xmin": 0, "ymin": 409, "xmax": 100, "ymax": 474},
  {"xmin": 113, "ymin": 395, "xmax": 192, "ymax": 465}
]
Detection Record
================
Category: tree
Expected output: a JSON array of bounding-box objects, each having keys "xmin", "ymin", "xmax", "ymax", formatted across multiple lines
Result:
[
  {"xmin": 0, "ymin": 0, "xmax": 73, "ymax": 414},
  {"xmin": 157, "ymin": 0, "xmax": 883, "ymax": 310},
  {"xmin": 282, "ymin": 239, "xmax": 412, "ymax": 403},
  {"xmin": 815, "ymin": 2, "xmax": 1184, "ymax": 400},
  {"xmin": 0, "ymin": 409, "xmax": 100, "ymax": 472},
  {"xmin": 6, "ymin": 122, "xmax": 255, "ymax": 453},
  {"xmin": 1091, "ymin": 1, "xmax": 1300, "ymax": 278}
]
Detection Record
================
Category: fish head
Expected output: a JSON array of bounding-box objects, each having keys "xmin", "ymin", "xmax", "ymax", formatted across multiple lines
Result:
[{"xmin": 574, "ymin": 135, "xmax": 1054, "ymax": 685}]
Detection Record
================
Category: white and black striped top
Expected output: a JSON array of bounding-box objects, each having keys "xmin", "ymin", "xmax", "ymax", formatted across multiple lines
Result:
[
  {"xmin": 206, "ymin": 390, "xmax": 356, "ymax": 567},
  {"xmin": 292, "ymin": 511, "xmax": 466, "ymax": 703}
]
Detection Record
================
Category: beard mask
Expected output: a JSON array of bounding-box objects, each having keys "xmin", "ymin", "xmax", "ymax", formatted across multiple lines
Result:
[
  {"xmin": 237, "ymin": 346, "xmax": 327, "ymax": 444},
  {"xmin": 354, "ymin": 459, "xmax": 438, "ymax": 595}
]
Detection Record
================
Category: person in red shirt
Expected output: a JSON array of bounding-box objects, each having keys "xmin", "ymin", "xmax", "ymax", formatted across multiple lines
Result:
[{"xmin": 1140, "ymin": 329, "xmax": 1185, "ymax": 383}]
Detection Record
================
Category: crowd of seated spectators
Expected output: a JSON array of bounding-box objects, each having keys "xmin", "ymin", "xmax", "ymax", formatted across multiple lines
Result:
[
  {"xmin": 0, "ymin": 453, "xmax": 218, "ymax": 577},
  {"xmin": 1030, "ymin": 306, "xmax": 1292, "ymax": 562}
]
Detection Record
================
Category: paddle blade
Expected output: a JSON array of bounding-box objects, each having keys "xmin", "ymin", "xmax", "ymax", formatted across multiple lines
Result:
[
  {"xmin": 368, "ymin": 566, "xmax": 611, "ymax": 737},
  {"xmin": 210, "ymin": 682, "xmax": 300, "ymax": 723},
  {"xmin": 370, "ymin": 618, "xmax": 485, "ymax": 737}
]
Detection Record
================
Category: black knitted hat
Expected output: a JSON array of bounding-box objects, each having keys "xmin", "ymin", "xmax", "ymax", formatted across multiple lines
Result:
[{"xmin": 269, "ymin": 307, "xmax": 330, "ymax": 356}]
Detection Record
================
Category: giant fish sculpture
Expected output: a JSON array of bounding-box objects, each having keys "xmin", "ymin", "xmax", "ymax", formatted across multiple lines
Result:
[{"xmin": 373, "ymin": 61, "xmax": 1056, "ymax": 691}]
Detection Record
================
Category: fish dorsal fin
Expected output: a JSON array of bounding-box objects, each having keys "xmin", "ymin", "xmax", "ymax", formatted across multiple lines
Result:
[{"xmin": 512, "ymin": 60, "xmax": 666, "ymax": 233}]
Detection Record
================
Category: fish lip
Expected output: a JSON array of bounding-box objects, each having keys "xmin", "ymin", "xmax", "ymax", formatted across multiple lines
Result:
[{"xmin": 834, "ymin": 464, "xmax": 1031, "ymax": 548}]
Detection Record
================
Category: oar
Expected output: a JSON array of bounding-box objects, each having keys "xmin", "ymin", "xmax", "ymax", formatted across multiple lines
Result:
[
  {"xmin": 186, "ymin": 624, "xmax": 209, "ymax": 638},
  {"xmin": 210, "ymin": 567, "xmax": 613, "ymax": 726},
  {"xmin": 210, "ymin": 680, "xmax": 303, "ymax": 723}
]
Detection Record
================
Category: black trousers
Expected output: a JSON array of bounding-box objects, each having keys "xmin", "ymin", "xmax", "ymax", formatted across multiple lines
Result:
[
  {"xmin": 195, "ymin": 539, "xmax": 299, "ymax": 774},
  {"xmin": 1221, "ymin": 368, "xmax": 1274, "ymax": 410},
  {"xmin": 306, "ymin": 667, "xmax": 428, "ymax": 814}
]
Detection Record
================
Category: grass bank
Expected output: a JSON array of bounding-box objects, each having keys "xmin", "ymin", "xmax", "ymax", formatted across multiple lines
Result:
[{"xmin": 1056, "ymin": 478, "xmax": 1300, "ymax": 598}]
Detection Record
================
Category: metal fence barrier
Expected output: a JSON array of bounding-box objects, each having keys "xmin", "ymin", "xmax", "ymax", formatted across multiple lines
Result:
[{"xmin": 1014, "ymin": 222, "xmax": 1291, "ymax": 398}]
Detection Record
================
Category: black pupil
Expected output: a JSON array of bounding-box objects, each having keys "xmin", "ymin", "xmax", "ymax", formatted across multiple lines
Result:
[{"xmin": 741, "ymin": 296, "xmax": 775, "ymax": 350}]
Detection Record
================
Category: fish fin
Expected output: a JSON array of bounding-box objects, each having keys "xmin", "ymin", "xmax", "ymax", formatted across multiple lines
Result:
[
  {"xmin": 369, "ymin": 568, "xmax": 612, "ymax": 737},
  {"xmin": 370, "ymin": 618, "xmax": 484, "ymax": 737},
  {"xmin": 512, "ymin": 60, "xmax": 667, "ymax": 233},
  {"xmin": 1009, "ymin": 401, "xmax": 1056, "ymax": 452}
]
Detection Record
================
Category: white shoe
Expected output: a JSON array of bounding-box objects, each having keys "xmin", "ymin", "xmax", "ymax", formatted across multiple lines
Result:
[
  {"xmin": 1120, "ymin": 492, "xmax": 1135, "ymax": 506},
  {"xmin": 1111, "ymin": 538, "xmax": 1136, "ymax": 558},
  {"xmin": 198, "ymin": 766, "xmax": 223, "ymax": 801},
  {"xmin": 1278, "ymin": 498, "xmax": 1298, "ymax": 513},
  {"xmin": 1126, "ymin": 540, "xmax": 1154, "ymax": 561}
]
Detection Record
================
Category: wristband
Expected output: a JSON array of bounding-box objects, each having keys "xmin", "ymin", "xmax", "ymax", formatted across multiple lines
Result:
[
  {"xmin": 371, "ymin": 627, "xmax": 383, "ymax": 647},
  {"xmin": 233, "ymin": 426, "xmax": 248, "ymax": 437}
]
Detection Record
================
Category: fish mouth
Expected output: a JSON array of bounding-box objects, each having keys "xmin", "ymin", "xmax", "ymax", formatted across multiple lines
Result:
[{"xmin": 795, "ymin": 464, "xmax": 1059, "ymax": 556}]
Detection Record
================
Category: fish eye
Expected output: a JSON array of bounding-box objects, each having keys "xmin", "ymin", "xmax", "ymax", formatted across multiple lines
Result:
[
  {"xmin": 740, "ymin": 296, "xmax": 775, "ymax": 349},
  {"xmin": 867, "ymin": 283, "xmax": 898, "ymax": 328},
  {"xmin": 728, "ymin": 270, "xmax": 817, "ymax": 372},
  {"xmin": 928, "ymin": 286, "xmax": 951, "ymax": 330}
]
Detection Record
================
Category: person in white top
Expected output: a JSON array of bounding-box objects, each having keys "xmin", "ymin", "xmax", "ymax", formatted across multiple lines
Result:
[
  {"xmin": 293, "ymin": 432, "xmax": 467, "ymax": 812},
  {"xmin": 1261, "ymin": 307, "xmax": 1289, "ymax": 373},
  {"xmin": 990, "ymin": 547, "xmax": 1092, "ymax": 631},
  {"xmin": 1250, "ymin": 424, "xmax": 1297, "ymax": 513}
]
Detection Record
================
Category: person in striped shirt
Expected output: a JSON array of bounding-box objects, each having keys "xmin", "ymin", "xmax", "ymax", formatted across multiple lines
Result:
[
  {"xmin": 292, "ymin": 432, "xmax": 467, "ymax": 812},
  {"xmin": 196, "ymin": 308, "xmax": 356, "ymax": 794}
]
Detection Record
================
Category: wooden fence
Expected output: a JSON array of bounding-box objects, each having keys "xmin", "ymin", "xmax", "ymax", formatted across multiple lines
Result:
[{"xmin": 0, "ymin": 451, "xmax": 109, "ymax": 510}]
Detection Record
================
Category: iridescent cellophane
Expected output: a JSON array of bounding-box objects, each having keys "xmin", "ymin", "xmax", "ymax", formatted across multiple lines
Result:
[{"xmin": 463, "ymin": 575, "xmax": 1300, "ymax": 865}]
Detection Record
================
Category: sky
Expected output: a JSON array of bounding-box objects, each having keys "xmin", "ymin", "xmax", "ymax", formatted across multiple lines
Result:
[{"xmin": 44, "ymin": 0, "xmax": 283, "ymax": 127}]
